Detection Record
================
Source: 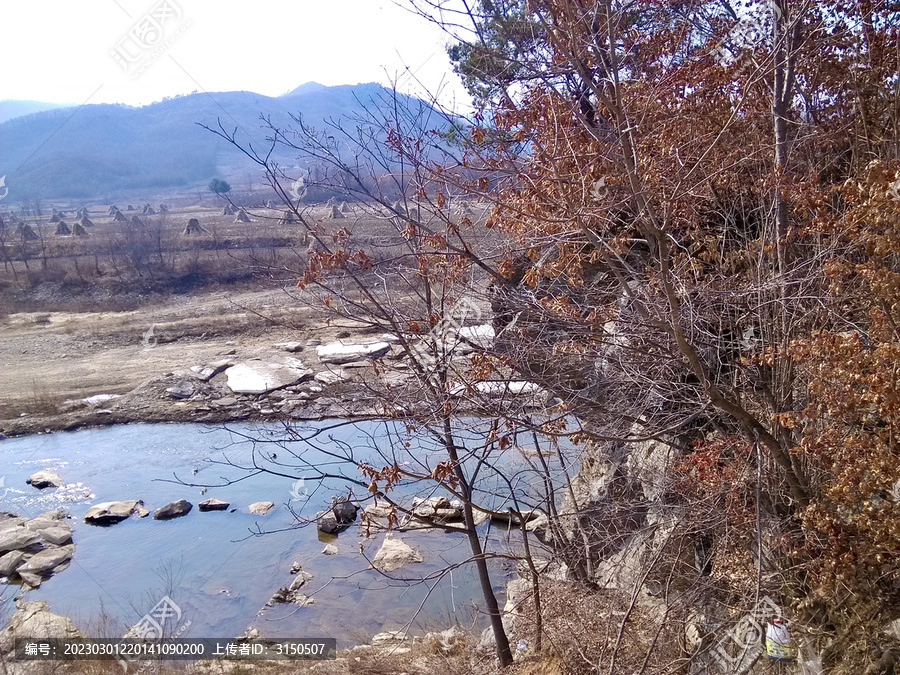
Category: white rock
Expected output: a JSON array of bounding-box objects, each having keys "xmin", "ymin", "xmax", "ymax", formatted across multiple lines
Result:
[
  {"xmin": 27, "ymin": 471, "xmax": 63, "ymax": 489},
  {"xmin": 0, "ymin": 527, "xmax": 42, "ymax": 553},
  {"xmin": 316, "ymin": 341, "xmax": 391, "ymax": 364},
  {"xmin": 372, "ymin": 533, "xmax": 424, "ymax": 572},
  {"xmin": 314, "ymin": 370, "xmax": 349, "ymax": 385},
  {"xmin": 0, "ymin": 601, "xmax": 85, "ymax": 653},
  {"xmin": 82, "ymin": 394, "xmax": 121, "ymax": 405},
  {"xmin": 83, "ymin": 500, "xmax": 144, "ymax": 524},
  {"xmin": 16, "ymin": 545, "xmax": 74, "ymax": 577},
  {"xmin": 248, "ymin": 501, "xmax": 274, "ymax": 515},
  {"xmin": 189, "ymin": 359, "xmax": 233, "ymax": 381},
  {"xmin": 321, "ymin": 543, "xmax": 339, "ymax": 555},
  {"xmin": 224, "ymin": 359, "xmax": 311, "ymax": 394},
  {"xmin": 450, "ymin": 381, "xmax": 543, "ymax": 397},
  {"xmin": 457, "ymin": 324, "xmax": 494, "ymax": 346}
]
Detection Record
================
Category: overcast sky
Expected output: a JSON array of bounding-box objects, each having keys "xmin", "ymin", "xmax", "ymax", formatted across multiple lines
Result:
[{"xmin": 0, "ymin": 0, "xmax": 470, "ymax": 109}]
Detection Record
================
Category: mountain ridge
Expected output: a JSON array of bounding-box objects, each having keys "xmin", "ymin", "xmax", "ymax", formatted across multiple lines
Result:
[{"xmin": 0, "ymin": 83, "xmax": 441, "ymax": 201}]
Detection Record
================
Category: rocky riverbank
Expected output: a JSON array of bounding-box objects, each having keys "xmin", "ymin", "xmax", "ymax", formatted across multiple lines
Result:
[{"xmin": 0, "ymin": 289, "xmax": 548, "ymax": 438}]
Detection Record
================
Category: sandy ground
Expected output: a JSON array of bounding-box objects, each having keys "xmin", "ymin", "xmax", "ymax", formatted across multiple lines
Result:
[{"xmin": 0, "ymin": 287, "xmax": 375, "ymax": 436}]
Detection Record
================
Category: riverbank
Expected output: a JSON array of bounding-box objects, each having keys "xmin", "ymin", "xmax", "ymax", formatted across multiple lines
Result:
[{"xmin": 0, "ymin": 287, "xmax": 406, "ymax": 438}]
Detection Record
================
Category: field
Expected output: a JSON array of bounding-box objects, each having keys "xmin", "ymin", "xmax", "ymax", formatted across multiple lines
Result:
[{"xmin": 0, "ymin": 195, "xmax": 494, "ymax": 432}]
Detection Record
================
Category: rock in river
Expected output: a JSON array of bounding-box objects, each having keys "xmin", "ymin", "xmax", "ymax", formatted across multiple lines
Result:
[
  {"xmin": 84, "ymin": 500, "xmax": 145, "ymax": 525},
  {"xmin": 198, "ymin": 498, "xmax": 230, "ymax": 511},
  {"xmin": 0, "ymin": 526, "xmax": 42, "ymax": 553},
  {"xmin": 248, "ymin": 501, "xmax": 274, "ymax": 515},
  {"xmin": 316, "ymin": 499, "xmax": 359, "ymax": 534},
  {"xmin": 372, "ymin": 533, "xmax": 424, "ymax": 572},
  {"xmin": 153, "ymin": 499, "xmax": 193, "ymax": 520},
  {"xmin": 26, "ymin": 471, "xmax": 63, "ymax": 489},
  {"xmin": 16, "ymin": 545, "xmax": 74, "ymax": 579}
]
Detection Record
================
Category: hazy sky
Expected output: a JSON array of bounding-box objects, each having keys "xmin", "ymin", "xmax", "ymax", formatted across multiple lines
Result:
[{"xmin": 0, "ymin": 0, "xmax": 470, "ymax": 108}]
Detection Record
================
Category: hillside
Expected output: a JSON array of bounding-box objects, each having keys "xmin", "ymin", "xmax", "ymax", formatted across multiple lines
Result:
[
  {"xmin": 0, "ymin": 100, "xmax": 70, "ymax": 124},
  {"xmin": 0, "ymin": 83, "xmax": 442, "ymax": 201}
]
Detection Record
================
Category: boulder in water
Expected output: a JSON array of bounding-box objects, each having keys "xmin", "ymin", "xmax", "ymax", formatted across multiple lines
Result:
[
  {"xmin": 372, "ymin": 533, "xmax": 424, "ymax": 572},
  {"xmin": 248, "ymin": 501, "xmax": 274, "ymax": 515},
  {"xmin": 26, "ymin": 471, "xmax": 63, "ymax": 489},
  {"xmin": 198, "ymin": 498, "xmax": 230, "ymax": 512},
  {"xmin": 84, "ymin": 500, "xmax": 144, "ymax": 525},
  {"xmin": 153, "ymin": 499, "xmax": 193, "ymax": 520}
]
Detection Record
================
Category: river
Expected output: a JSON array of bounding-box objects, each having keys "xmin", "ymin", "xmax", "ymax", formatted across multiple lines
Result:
[{"xmin": 1, "ymin": 420, "xmax": 559, "ymax": 647}]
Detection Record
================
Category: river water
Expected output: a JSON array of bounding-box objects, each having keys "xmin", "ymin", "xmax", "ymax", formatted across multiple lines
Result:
[{"xmin": 0, "ymin": 421, "xmax": 558, "ymax": 647}]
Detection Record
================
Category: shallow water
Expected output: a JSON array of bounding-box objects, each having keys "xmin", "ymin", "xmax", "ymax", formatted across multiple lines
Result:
[{"xmin": 0, "ymin": 421, "xmax": 557, "ymax": 647}]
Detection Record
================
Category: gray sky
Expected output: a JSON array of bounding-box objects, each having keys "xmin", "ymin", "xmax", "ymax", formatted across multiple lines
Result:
[{"xmin": 0, "ymin": 0, "xmax": 469, "ymax": 109}]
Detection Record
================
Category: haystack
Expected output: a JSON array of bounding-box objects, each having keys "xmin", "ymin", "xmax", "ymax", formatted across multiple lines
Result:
[
  {"xmin": 55, "ymin": 220, "xmax": 71, "ymax": 235},
  {"xmin": 76, "ymin": 207, "xmax": 88, "ymax": 219},
  {"xmin": 107, "ymin": 205, "xmax": 119, "ymax": 215},
  {"xmin": 143, "ymin": 204, "xmax": 155, "ymax": 215},
  {"xmin": 113, "ymin": 210, "xmax": 127, "ymax": 222},
  {"xmin": 17, "ymin": 224, "xmax": 39, "ymax": 241},
  {"xmin": 71, "ymin": 222, "xmax": 88, "ymax": 236},
  {"xmin": 223, "ymin": 204, "xmax": 235, "ymax": 216},
  {"xmin": 279, "ymin": 210, "xmax": 297, "ymax": 224},
  {"xmin": 78, "ymin": 216, "xmax": 95, "ymax": 227},
  {"xmin": 126, "ymin": 204, "xmax": 134, "ymax": 211},
  {"xmin": 130, "ymin": 215, "xmax": 143, "ymax": 226},
  {"xmin": 328, "ymin": 205, "xmax": 343, "ymax": 219},
  {"xmin": 183, "ymin": 218, "xmax": 206, "ymax": 235},
  {"xmin": 233, "ymin": 208, "xmax": 250, "ymax": 223},
  {"xmin": 340, "ymin": 201, "xmax": 350, "ymax": 213},
  {"xmin": 49, "ymin": 212, "xmax": 62, "ymax": 224},
  {"xmin": 158, "ymin": 203, "xmax": 169, "ymax": 213}
]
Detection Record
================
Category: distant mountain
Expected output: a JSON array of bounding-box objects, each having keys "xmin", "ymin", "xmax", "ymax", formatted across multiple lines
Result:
[
  {"xmin": 0, "ymin": 100, "xmax": 70, "ymax": 124},
  {"xmin": 0, "ymin": 83, "xmax": 447, "ymax": 201},
  {"xmin": 281, "ymin": 82, "xmax": 328, "ymax": 97}
]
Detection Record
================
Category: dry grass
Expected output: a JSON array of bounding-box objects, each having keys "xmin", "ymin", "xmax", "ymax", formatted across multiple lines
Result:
[{"xmin": 509, "ymin": 579, "xmax": 690, "ymax": 675}]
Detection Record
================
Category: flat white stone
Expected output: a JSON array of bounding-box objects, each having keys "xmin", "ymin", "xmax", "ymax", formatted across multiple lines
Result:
[
  {"xmin": 372, "ymin": 533, "xmax": 424, "ymax": 572},
  {"xmin": 314, "ymin": 369, "xmax": 349, "ymax": 385},
  {"xmin": 457, "ymin": 324, "xmax": 495, "ymax": 345},
  {"xmin": 316, "ymin": 341, "xmax": 391, "ymax": 364},
  {"xmin": 225, "ymin": 359, "xmax": 311, "ymax": 394},
  {"xmin": 82, "ymin": 394, "xmax": 121, "ymax": 405},
  {"xmin": 450, "ymin": 381, "xmax": 543, "ymax": 397}
]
